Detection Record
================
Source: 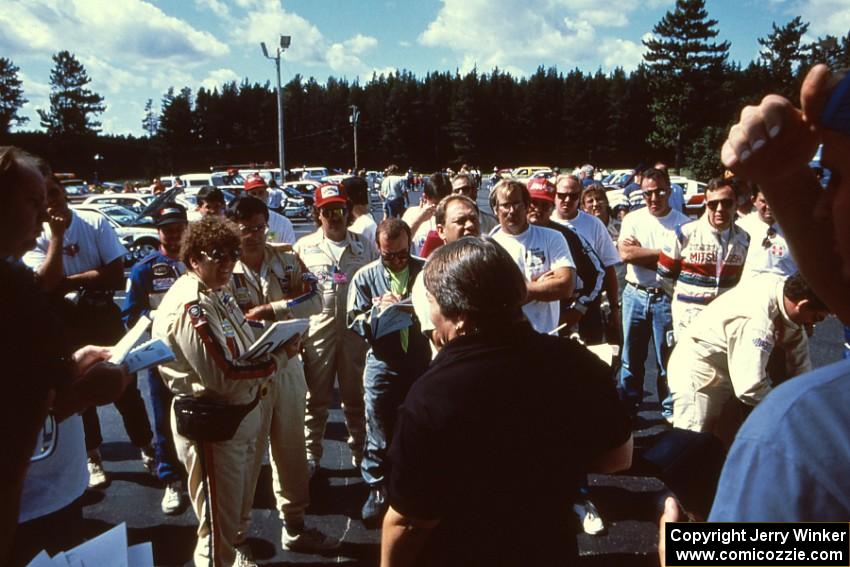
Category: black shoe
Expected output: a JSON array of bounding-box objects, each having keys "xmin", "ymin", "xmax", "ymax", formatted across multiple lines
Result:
[{"xmin": 361, "ymin": 485, "xmax": 387, "ymax": 525}]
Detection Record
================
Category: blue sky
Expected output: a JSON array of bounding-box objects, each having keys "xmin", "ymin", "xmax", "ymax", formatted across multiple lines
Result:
[{"xmin": 2, "ymin": 0, "xmax": 847, "ymax": 136}]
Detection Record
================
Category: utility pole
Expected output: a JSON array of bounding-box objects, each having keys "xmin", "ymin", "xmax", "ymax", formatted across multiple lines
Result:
[
  {"xmin": 349, "ymin": 105, "xmax": 360, "ymax": 172},
  {"xmin": 261, "ymin": 35, "xmax": 291, "ymax": 181}
]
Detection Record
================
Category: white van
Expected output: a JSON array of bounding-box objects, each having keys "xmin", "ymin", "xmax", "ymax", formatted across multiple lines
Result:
[{"xmin": 290, "ymin": 166, "xmax": 329, "ymax": 182}]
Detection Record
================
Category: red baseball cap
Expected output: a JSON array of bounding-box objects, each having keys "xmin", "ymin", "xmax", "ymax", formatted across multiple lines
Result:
[
  {"xmin": 314, "ymin": 183, "xmax": 348, "ymax": 208},
  {"xmin": 244, "ymin": 173, "xmax": 267, "ymax": 192},
  {"xmin": 527, "ymin": 178, "xmax": 556, "ymax": 203}
]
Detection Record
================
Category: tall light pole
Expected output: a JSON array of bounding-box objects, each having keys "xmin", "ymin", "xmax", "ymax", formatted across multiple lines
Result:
[
  {"xmin": 349, "ymin": 105, "xmax": 360, "ymax": 172},
  {"xmin": 261, "ymin": 35, "xmax": 291, "ymax": 182}
]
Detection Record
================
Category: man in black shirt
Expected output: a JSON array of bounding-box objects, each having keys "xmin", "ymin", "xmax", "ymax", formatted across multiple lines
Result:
[{"xmin": 382, "ymin": 237, "xmax": 632, "ymax": 567}]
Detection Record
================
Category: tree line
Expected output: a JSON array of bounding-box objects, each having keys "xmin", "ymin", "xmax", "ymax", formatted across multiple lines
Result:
[{"xmin": 0, "ymin": 0, "xmax": 848, "ymax": 182}]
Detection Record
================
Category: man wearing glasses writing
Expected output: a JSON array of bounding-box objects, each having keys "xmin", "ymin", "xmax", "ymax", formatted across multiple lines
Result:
[
  {"xmin": 294, "ymin": 184, "xmax": 378, "ymax": 478},
  {"xmin": 347, "ymin": 218, "xmax": 432, "ymax": 525},
  {"xmin": 617, "ymin": 168, "xmax": 689, "ymax": 421}
]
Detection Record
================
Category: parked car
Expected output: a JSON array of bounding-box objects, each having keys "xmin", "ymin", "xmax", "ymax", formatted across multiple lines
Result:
[
  {"xmin": 290, "ymin": 166, "xmax": 329, "ymax": 182},
  {"xmin": 72, "ymin": 203, "xmax": 160, "ymax": 265},
  {"xmin": 282, "ymin": 186, "xmax": 314, "ymax": 209},
  {"xmin": 61, "ymin": 179, "xmax": 89, "ymax": 202},
  {"xmin": 510, "ymin": 166, "xmax": 551, "ymax": 182},
  {"xmin": 82, "ymin": 193, "xmax": 155, "ymax": 215}
]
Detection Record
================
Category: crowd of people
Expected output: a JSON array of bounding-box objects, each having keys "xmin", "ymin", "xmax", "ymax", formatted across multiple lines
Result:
[{"xmin": 3, "ymin": 61, "xmax": 850, "ymax": 567}]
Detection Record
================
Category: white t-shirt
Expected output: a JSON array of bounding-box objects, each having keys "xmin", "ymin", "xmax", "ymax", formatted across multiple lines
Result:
[
  {"xmin": 23, "ymin": 209, "xmax": 127, "ymax": 274},
  {"xmin": 19, "ymin": 415, "xmax": 87, "ymax": 522},
  {"xmin": 491, "ymin": 224, "xmax": 575, "ymax": 333},
  {"xmin": 267, "ymin": 210, "xmax": 296, "ymax": 245},
  {"xmin": 401, "ymin": 206, "xmax": 436, "ymax": 256},
  {"xmin": 350, "ymin": 213, "xmax": 378, "ymax": 252},
  {"xmin": 552, "ymin": 210, "xmax": 621, "ymax": 268},
  {"xmin": 736, "ymin": 213, "xmax": 798, "ymax": 279},
  {"xmin": 618, "ymin": 207, "xmax": 689, "ymax": 287}
]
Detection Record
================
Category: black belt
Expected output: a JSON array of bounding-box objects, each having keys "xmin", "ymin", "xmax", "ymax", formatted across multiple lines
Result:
[{"xmin": 627, "ymin": 281, "xmax": 664, "ymax": 295}]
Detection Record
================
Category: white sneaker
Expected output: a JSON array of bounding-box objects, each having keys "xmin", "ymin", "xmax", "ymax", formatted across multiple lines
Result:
[
  {"xmin": 234, "ymin": 543, "xmax": 257, "ymax": 567},
  {"xmin": 282, "ymin": 525, "xmax": 340, "ymax": 552},
  {"xmin": 140, "ymin": 444, "xmax": 156, "ymax": 475},
  {"xmin": 161, "ymin": 480, "xmax": 183, "ymax": 515},
  {"xmin": 573, "ymin": 500, "xmax": 605, "ymax": 535},
  {"xmin": 87, "ymin": 450, "xmax": 109, "ymax": 489}
]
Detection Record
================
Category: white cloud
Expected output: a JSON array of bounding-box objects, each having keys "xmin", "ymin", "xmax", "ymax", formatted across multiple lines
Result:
[
  {"xmin": 228, "ymin": 2, "xmax": 381, "ymax": 79},
  {"xmin": 419, "ymin": 0, "xmax": 651, "ymax": 75},
  {"xmin": 200, "ymin": 68, "xmax": 241, "ymax": 90},
  {"xmin": 194, "ymin": 0, "xmax": 230, "ymax": 19},
  {"xmin": 796, "ymin": 0, "xmax": 850, "ymax": 37}
]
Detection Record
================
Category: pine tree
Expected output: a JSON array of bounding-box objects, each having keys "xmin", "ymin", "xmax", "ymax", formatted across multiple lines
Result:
[
  {"xmin": 0, "ymin": 57, "xmax": 28, "ymax": 134},
  {"xmin": 142, "ymin": 98, "xmax": 158, "ymax": 138},
  {"xmin": 37, "ymin": 50, "xmax": 105, "ymax": 137},
  {"xmin": 758, "ymin": 17, "xmax": 811, "ymax": 100},
  {"xmin": 643, "ymin": 0, "xmax": 729, "ymax": 167}
]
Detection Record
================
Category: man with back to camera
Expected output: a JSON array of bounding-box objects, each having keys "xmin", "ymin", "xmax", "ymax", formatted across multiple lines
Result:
[
  {"xmin": 294, "ymin": 183, "xmax": 379, "ymax": 475},
  {"xmin": 23, "ymin": 176, "xmax": 155, "ymax": 489},
  {"xmin": 348, "ymin": 219, "xmax": 432, "ymax": 525},
  {"xmin": 657, "ymin": 177, "xmax": 750, "ymax": 338},
  {"xmin": 617, "ymin": 168, "xmax": 689, "ymax": 421},
  {"xmin": 122, "ymin": 204, "xmax": 189, "ymax": 515},
  {"xmin": 489, "ymin": 179, "xmax": 575, "ymax": 334}
]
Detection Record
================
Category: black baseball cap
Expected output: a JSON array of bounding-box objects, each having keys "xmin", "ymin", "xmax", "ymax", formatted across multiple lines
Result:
[{"xmin": 156, "ymin": 204, "xmax": 188, "ymax": 227}]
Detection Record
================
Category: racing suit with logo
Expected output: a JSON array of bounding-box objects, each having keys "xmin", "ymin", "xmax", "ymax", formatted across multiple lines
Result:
[
  {"xmin": 668, "ymin": 275, "xmax": 811, "ymax": 439},
  {"xmin": 153, "ymin": 272, "xmax": 290, "ymax": 567},
  {"xmin": 122, "ymin": 252, "xmax": 186, "ymax": 486},
  {"xmin": 658, "ymin": 216, "xmax": 750, "ymax": 338},
  {"xmin": 293, "ymin": 229, "xmax": 379, "ymax": 465},
  {"xmin": 228, "ymin": 244, "xmax": 322, "ymax": 538}
]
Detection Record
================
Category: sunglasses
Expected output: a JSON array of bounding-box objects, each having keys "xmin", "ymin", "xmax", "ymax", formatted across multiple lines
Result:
[
  {"xmin": 706, "ymin": 198, "xmax": 734, "ymax": 210},
  {"xmin": 381, "ymin": 250, "xmax": 410, "ymax": 261},
  {"xmin": 762, "ymin": 226, "xmax": 777, "ymax": 249},
  {"xmin": 239, "ymin": 223, "xmax": 267, "ymax": 235},
  {"xmin": 642, "ymin": 190, "xmax": 668, "ymax": 199},
  {"xmin": 556, "ymin": 192, "xmax": 581, "ymax": 201},
  {"xmin": 320, "ymin": 207, "xmax": 347, "ymax": 219},
  {"xmin": 201, "ymin": 249, "xmax": 240, "ymax": 263}
]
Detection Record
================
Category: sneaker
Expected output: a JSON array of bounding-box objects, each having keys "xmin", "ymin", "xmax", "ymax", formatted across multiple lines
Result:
[
  {"xmin": 234, "ymin": 543, "xmax": 257, "ymax": 567},
  {"xmin": 140, "ymin": 444, "xmax": 156, "ymax": 475},
  {"xmin": 161, "ymin": 480, "xmax": 183, "ymax": 515},
  {"xmin": 361, "ymin": 485, "xmax": 387, "ymax": 524},
  {"xmin": 87, "ymin": 450, "xmax": 109, "ymax": 489},
  {"xmin": 282, "ymin": 525, "xmax": 340, "ymax": 553},
  {"xmin": 573, "ymin": 500, "xmax": 605, "ymax": 535}
]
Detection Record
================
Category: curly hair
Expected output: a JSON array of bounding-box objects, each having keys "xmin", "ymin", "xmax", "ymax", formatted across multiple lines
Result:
[{"xmin": 181, "ymin": 215, "xmax": 241, "ymax": 269}]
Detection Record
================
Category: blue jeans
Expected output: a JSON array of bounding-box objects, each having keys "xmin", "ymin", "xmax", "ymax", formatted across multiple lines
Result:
[
  {"xmin": 361, "ymin": 353, "xmax": 419, "ymax": 487},
  {"xmin": 148, "ymin": 368, "xmax": 182, "ymax": 482},
  {"xmin": 619, "ymin": 283, "xmax": 674, "ymax": 418}
]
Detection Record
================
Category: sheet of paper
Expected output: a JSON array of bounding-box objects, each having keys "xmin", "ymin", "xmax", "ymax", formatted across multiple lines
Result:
[
  {"xmin": 123, "ymin": 339, "xmax": 175, "ymax": 374},
  {"xmin": 371, "ymin": 298, "xmax": 414, "ymax": 339},
  {"xmin": 239, "ymin": 318, "xmax": 310, "ymax": 361},
  {"xmin": 110, "ymin": 316, "xmax": 152, "ymax": 364},
  {"xmin": 127, "ymin": 543, "xmax": 154, "ymax": 567},
  {"xmin": 64, "ymin": 523, "xmax": 128, "ymax": 567},
  {"xmin": 586, "ymin": 343, "xmax": 619, "ymax": 366}
]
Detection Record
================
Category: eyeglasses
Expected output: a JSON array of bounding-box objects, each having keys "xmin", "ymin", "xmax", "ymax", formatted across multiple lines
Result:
[
  {"xmin": 642, "ymin": 189, "xmax": 668, "ymax": 199},
  {"xmin": 762, "ymin": 226, "xmax": 777, "ymax": 249},
  {"xmin": 497, "ymin": 201, "xmax": 525, "ymax": 212},
  {"xmin": 706, "ymin": 198, "xmax": 734, "ymax": 211},
  {"xmin": 381, "ymin": 250, "xmax": 410, "ymax": 261},
  {"xmin": 201, "ymin": 249, "xmax": 240, "ymax": 263},
  {"xmin": 320, "ymin": 207, "xmax": 347, "ymax": 219},
  {"xmin": 239, "ymin": 223, "xmax": 267, "ymax": 235},
  {"xmin": 556, "ymin": 192, "xmax": 581, "ymax": 201}
]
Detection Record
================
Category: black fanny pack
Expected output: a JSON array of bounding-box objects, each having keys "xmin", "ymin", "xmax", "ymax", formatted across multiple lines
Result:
[{"xmin": 174, "ymin": 391, "xmax": 261, "ymax": 443}]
